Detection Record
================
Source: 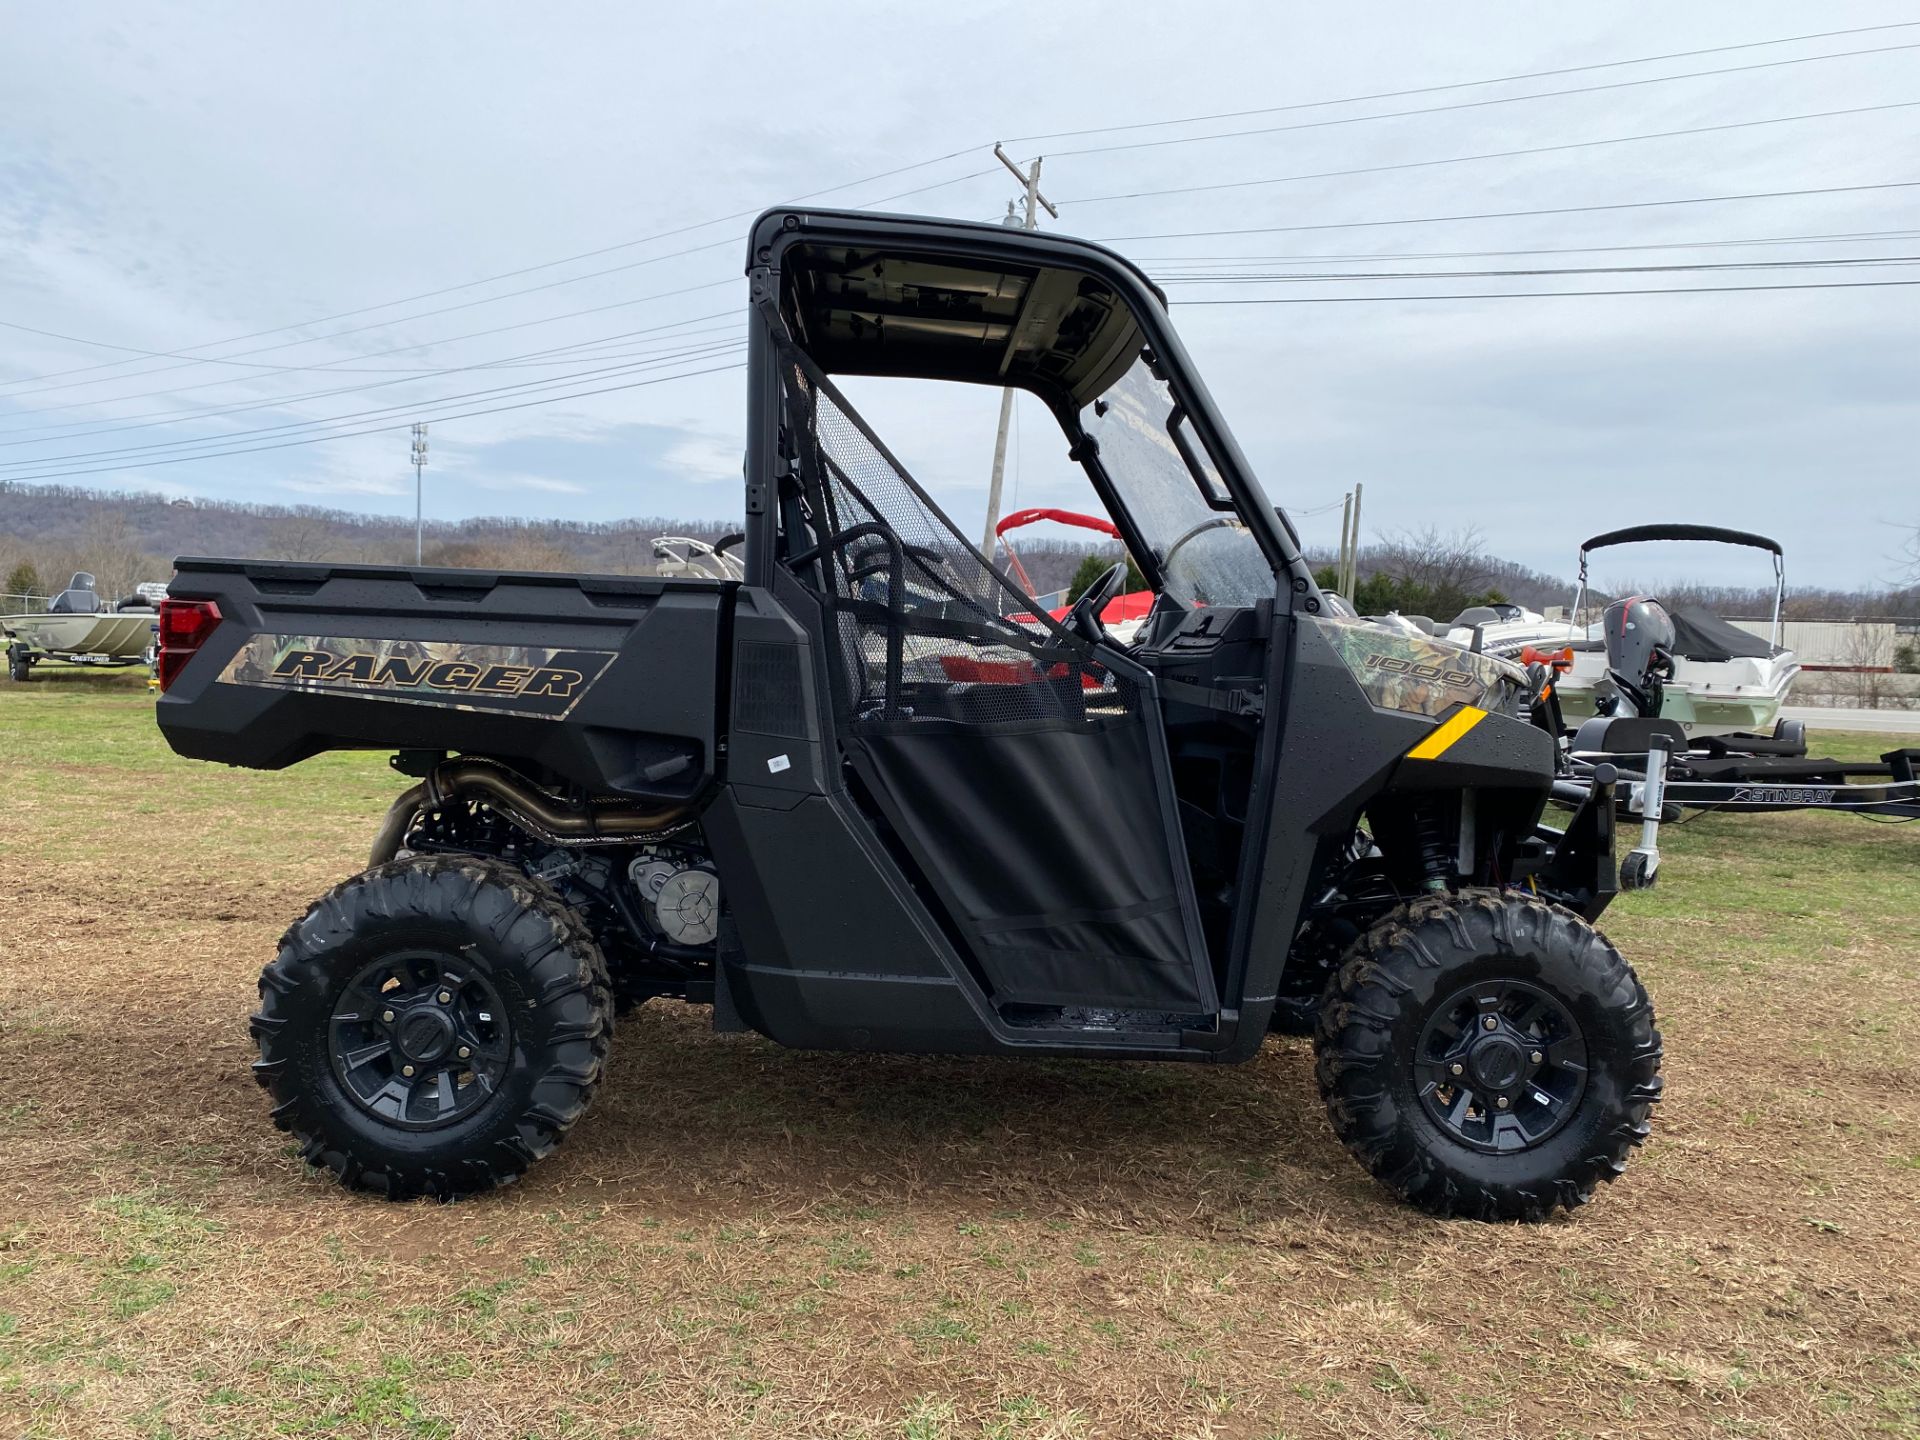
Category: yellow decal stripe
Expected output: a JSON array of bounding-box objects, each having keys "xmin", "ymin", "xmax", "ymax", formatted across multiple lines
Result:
[{"xmin": 1406, "ymin": 705, "xmax": 1488, "ymax": 761}]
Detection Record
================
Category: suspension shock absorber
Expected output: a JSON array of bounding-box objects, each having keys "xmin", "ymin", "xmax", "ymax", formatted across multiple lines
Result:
[{"xmin": 1410, "ymin": 800, "xmax": 1453, "ymax": 892}]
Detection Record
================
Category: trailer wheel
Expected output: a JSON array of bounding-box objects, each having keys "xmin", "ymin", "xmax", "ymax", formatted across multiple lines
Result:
[
  {"xmin": 7, "ymin": 646, "xmax": 30, "ymax": 682},
  {"xmin": 251, "ymin": 854, "xmax": 614, "ymax": 1200},
  {"xmin": 1314, "ymin": 890, "xmax": 1661, "ymax": 1221}
]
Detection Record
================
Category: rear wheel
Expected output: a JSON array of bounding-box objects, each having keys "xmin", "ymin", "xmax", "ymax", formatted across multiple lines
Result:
[
  {"xmin": 251, "ymin": 854, "xmax": 613, "ymax": 1200},
  {"xmin": 1314, "ymin": 890, "xmax": 1661, "ymax": 1221}
]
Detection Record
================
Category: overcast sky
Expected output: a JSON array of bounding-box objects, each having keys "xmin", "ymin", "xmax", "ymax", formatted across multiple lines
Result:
[{"xmin": 2, "ymin": 2, "xmax": 1916, "ymax": 590}]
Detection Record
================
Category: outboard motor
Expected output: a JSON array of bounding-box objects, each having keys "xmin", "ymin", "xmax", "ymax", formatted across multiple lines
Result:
[
  {"xmin": 1601, "ymin": 595, "xmax": 1675, "ymax": 719},
  {"xmin": 46, "ymin": 572, "xmax": 101, "ymax": 616}
]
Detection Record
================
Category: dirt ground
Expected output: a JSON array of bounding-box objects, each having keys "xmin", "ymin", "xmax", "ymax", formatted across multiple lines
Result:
[{"xmin": 2, "ymin": 671, "xmax": 1916, "ymax": 1438}]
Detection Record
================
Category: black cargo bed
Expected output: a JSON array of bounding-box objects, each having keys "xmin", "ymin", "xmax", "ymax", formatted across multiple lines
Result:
[{"xmin": 157, "ymin": 558, "xmax": 734, "ymax": 800}]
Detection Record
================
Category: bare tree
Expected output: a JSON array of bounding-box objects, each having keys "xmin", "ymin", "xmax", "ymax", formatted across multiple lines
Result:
[
  {"xmin": 1368, "ymin": 525, "xmax": 1499, "ymax": 617},
  {"xmin": 1839, "ymin": 624, "xmax": 1897, "ymax": 711},
  {"xmin": 263, "ymin": 510, "xmax": 336, "ymax": 562},
  {"xmin": 74, "ymin": 512, "xmax": 158, "ymax": 604},
  {"xmin": 424, "ymin": 536, "xmax": 583, "ymax": 573}
]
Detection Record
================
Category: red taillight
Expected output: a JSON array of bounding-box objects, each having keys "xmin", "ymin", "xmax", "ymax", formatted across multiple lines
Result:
[{"xmin": 155, "ymin": 598, "xmax": 221, "ymax": 692}]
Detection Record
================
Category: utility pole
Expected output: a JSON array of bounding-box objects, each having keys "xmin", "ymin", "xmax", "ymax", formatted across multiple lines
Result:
[
  {"xmin": 410, "ymin": 423, "xmax": 429, "ymax": 564},
  {"xmin": 979, "ymin": 144, "xmax": 1058, "ymax": 559},
  {"xmin": 1344, "ymin": 495, "xmax": 1359, "ymax": 599},
  {"xmin": 1348, "ymin": 481, "xmax": 1363, "ymax": 602},
  {"xmin": 1332, "ymin": 482, "xmax": 1366, "ymax": 600}
]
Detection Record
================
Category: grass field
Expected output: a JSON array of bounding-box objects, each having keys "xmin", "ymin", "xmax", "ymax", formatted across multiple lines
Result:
[{"xmin": 2, "ymin": 666, "xmax": 1916, "ymax": 1439}]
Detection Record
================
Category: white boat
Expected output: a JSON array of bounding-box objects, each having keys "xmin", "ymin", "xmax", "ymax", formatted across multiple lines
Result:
[
  {"xmin": 1441, "ymin": 526, "xmax": 1799, "ymax": 739},
  {"xmin": 3, "ymin": 573, "xmax": 161, "ymax": 681},
  {"xmin": 650, "ymin": 535, "xmax": 744, "ymax": 581}
]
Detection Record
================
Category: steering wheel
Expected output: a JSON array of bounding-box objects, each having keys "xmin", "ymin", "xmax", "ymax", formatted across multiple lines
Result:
[
  {"xmin": 1064, "ymin": 562, "xmax": 1128, "ymax": 644},
  {"xmin": 1159, "ymin": 515, "xmax": 1239, "ymax": 580}
]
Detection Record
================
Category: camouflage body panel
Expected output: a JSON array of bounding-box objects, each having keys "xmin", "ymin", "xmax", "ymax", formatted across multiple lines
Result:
[
  {"xmin": 1314, "ymin": 616, "xmax": 1527, "ymax": 718},
  {"xmin": 217, "ymin": 634, "xmax": 616, "ymax": 720}
]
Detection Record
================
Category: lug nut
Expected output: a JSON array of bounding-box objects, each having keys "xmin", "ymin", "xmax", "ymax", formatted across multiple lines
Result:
[
  {"xmin": 1495, "ymin": 1095, "xmax": 1510, "ymax": 1109},
  {"xmin": 1482, "ymin": 1016, "xmax": 1498, "ymax": 1031},
  {"xmin": 382, "ymin": 1009, "xmax": 395, "ymax": 1023},
  {"xmin": 402, "ymin": 1064, "xmax": 416, "ymax": 1077},
  {"xmin": 1530, "ymin": 1050, "xmax": 1544, "ymax": 1065},
  {"xmin": 1449, "ymin": 1062, "xmax": 1464, "ymax": 1076},
  {"xmin": 457, "ymin": 1047, "xmax": 471, "ymax": 1059},
  {"xmin": 437, "ymin": 990, "xmax": 452, "ymax": 1004}
]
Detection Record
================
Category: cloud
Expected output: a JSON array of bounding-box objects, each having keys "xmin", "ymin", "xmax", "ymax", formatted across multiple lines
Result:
[
  {"xmin": 659, "ymin": 432, "xmax": 740, "ymax": 484},
  {"xmin": 3, "ymin": 2, "xmax": 1915, "ymax": 586},
  {"xmin": 279, "ymin": 474, "xmax": 409, "ymax": 497},
  {"xmin": 459, "ymin": 469, "xmax": 587, "ymax": 495}
]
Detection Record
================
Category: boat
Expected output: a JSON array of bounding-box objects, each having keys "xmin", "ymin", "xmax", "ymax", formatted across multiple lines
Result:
[
  {"xmin": 992, "ymin": 507, "xmax": 1154, "ymax": 641},
  {"xmin": 2, "ymin": 573, "xmax": 162, "ymax": 681},
  {"xmin": 650, "ymin": 534, "xmax": 744, "ymax": 582},
  {"xmin": 1439, "ymin": 525, "xmax": 1799, "ymax": 738}
]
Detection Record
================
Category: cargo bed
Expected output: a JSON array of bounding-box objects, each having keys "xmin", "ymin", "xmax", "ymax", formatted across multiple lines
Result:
[{"xmin": 157, "ymin": 558, "xmax": 733, "ymax": 801}]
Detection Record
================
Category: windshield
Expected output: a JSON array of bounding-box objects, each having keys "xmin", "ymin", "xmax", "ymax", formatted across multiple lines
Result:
[{"xmin": 1083, "ymin": 358, "xmax": 1274, "ymax": 607}]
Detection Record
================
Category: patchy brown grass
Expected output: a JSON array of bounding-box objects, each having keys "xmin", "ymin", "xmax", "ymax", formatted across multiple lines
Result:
[{"xmin": 1, "ymin": 679, "xmax": 1917, "ymax": 1438}]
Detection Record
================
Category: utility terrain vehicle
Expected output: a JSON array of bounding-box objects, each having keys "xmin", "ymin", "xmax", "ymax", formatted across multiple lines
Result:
[{"xmin": 155, "ymin": 208, "xmax": 1662, "ymax": 1219}]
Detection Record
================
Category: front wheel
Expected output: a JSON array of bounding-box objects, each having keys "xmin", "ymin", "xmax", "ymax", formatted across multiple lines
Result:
[
  {"xmin": 1314, "ymin": 891, "xmax": 1661, "ymax": 1221},
  {"xmin": 251, "ymin": 854, "xmax": 614, "ymax": 1200}
]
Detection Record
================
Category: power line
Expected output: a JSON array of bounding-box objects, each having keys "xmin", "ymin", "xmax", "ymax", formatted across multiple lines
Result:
[
  {"xmin": 1047, "ymin": 40, "xmax": 1920, "ymax": 161},
  {"xmin": 0, "ymin": 259, "xmax": 746, "ymax": 405},
  {"xmin": 12, "ymin": 21, "xmax": 1920, "ymax": 402},
  {"xmin": 1175, "ymin": 277, "xmax": 1920, "ymax": 304},
  {"xmin": 25, "ymin": 175, "xmax": 1910, "ymax": 431},
  {"xmin": 0, "ymin": 239, "xmax": 743, "ymax": 394},
  {"xmin": 1089, "ymin": 180, "xmax": 1920, "ymax": 242},
  {"xmin": 0, "ymin": 338, "xmax": 750, "ymax": 471},
  {"xmin": 1132, "ymin": 228, "xmax": 1920, "ymax": 266},
  {"xmin": 858, "ymin": 168, "xmax": 1002, "ymax": 210},
  {"xmin": 10, "ymin": 25, "xmax": 1920, "ymax": 490},
  {"xmin": 0, "ymin": 283, "xmax": 742, "ymax": 427},
  {"xmin": 1059, "ymin": 102, "xmax": 1920, "ymax": 206},
  {"xmin": 1153, "ymin": 254, "xmax": 1920, "ymax": 284},
  {"xmin": 1006, "ymin": 20, "xmax": 1920, "ymax": 143},
  {"xmin": 0, "ymin": 145, "xmax": 988, "ymax": 392},
  {"xmin": 0, "ymin": 359, "xmax": 748, "ymax": 485},
  {"xmin": 9, "ymin": 29, "xmax": 1914, "ymax": 409},
  {"xmin": 0, "ymin": 319, "xmax": 745, "ymax": 449},
  {"xmin": 0, "ymin": 172, "xmax": 1012, "ymax": 416}
]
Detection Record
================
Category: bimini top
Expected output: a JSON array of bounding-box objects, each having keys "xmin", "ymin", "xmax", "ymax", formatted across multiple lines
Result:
[
  {"xmin": 1580, "ymin": 524, "xmax": 1783, "ymax": 557},
  {"xmin": 747, "ymin": 207, "xmax": 1165, "ymax": 408}
]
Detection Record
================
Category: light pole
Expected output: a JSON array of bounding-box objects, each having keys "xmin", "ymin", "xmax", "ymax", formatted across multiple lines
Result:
[{"xmin": 410, "ymin": 423, "xmax": 429, "ymax": 564}]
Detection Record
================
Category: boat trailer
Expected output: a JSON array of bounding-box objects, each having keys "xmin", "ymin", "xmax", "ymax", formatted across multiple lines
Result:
[{"xmin": 1558, "ymin": 730, "xmax": 1920, "ymax": 822}]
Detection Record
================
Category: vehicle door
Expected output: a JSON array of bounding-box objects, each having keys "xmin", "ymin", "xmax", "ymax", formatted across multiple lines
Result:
[{"xmin": 776, "ymin": 343, "xmax": 1217, "ymax": 1017}]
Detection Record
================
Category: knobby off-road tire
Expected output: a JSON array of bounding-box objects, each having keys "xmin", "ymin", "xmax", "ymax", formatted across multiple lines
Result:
[
  {"xmin": 1314, "ymin": 890, "xmax": 1662, "ymax": 1221},
  {"xmin": 251, "ymin": 854, "xmax": 614, "ymax": 1200}
]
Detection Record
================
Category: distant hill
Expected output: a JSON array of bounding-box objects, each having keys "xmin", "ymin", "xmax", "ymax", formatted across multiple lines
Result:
[
  {"xmin": 2, "ymin": 481, "xmax": 1907, "ymax": 622},
  {"xmin": 0, "ymin": 482, "xmax": 1101, "ymax": 602}
]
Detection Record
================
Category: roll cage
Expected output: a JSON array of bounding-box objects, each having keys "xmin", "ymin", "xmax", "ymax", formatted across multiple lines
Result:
[{"xmin": 739, "ymin": 207, "xmax": 1322, "ymax": 614}]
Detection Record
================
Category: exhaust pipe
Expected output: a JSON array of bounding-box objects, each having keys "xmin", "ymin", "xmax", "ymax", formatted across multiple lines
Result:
[{"xmin": 369, "ymin": 758, "xmax": 692, "ymax": 866}]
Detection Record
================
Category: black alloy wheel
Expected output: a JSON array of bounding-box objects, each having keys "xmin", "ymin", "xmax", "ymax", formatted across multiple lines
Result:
[
  {"xmin": 1414, "ymin": 977, "xmax": 1587, "ymax": 1154},
  {"xmin": 329, "ymin": 950, "xmax": 512, "ymax": 1131}
]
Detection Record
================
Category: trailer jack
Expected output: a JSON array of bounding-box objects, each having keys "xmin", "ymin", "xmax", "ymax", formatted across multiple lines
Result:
[{"xmin": 1620, "ymin": 737, "xmax": 1672, "ymax": 891}]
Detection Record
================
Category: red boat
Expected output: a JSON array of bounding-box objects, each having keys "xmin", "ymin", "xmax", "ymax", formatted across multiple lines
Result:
[{"xmin": 993, "ymin": 507, "xmax": 1153, "ymax": 631}]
